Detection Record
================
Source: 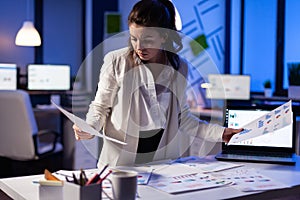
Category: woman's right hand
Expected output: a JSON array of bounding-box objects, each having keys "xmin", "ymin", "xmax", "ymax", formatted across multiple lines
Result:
[{"xmin": 72, "ymin": 124, "xmax": 94, "ymax": 140}]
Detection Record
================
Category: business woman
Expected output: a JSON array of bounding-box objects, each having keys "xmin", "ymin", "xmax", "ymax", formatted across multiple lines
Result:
[{"xmin": 73, "ymin": 0, "xmax": 242, "ymax": 167}]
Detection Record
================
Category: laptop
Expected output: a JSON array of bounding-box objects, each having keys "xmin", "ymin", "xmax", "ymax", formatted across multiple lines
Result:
[{"xmin": 215, "ymin": 104, "xmax": 296, "ymax": 165}]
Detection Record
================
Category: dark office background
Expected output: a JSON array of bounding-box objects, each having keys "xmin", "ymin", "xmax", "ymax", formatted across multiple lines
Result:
[
  {"xmin": 0, "ymin": 0, "xmax": 118, "ymax": 79},
  {"xmin": 0, "ymin": 0, "xmax": 299, "ymax": 95}
]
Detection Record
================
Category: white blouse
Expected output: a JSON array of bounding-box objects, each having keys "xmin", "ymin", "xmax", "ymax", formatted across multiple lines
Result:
[
  {"xmin": 86, "ymin": 47, "xmax": 175, "ymax": 134},
  {"xmin": 85, "ymin": 47, "xmax": 225, "ymax": 167}
]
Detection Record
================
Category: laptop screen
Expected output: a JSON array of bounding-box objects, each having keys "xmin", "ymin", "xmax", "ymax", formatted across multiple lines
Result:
[{"xmin": 225, "ymin": 106, "xmax": 294, "ymax": 149}]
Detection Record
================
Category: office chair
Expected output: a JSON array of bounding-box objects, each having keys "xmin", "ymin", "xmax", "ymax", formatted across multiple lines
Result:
[{"xmin": 0, "ymin": 90, "xmax": 63, "ymax": 178}]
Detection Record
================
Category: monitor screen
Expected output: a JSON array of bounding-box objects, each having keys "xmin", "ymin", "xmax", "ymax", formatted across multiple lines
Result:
[
  {"xmin": 226, "ymin": 109, "xmax": 293, "ymax": 148},
  {"xmin": 206, "ymin": 74, "xmax": 251, "ymax": 100},
  {"xmin": 0, "ymin": 63, "xmax": 17, "ymax": 90},
  {"xmin": 27, "ymin": 64, "xmax": 71, "ymax": 91}
]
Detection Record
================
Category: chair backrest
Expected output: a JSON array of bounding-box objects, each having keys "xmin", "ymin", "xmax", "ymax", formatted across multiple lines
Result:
[{"xmin": 0, "ymin": 90, "xmax": 38, "ymax": 160}]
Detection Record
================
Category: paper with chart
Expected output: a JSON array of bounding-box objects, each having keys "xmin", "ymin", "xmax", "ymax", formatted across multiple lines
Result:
[
  {"xmin": 169, "ymin": 156, "xmax": 243, "ymax": 173},
  {"xmin": 183, "ymin": 161, "xmax": 243, "ymax": 173},
  {"xmin": 147, "ymin": 163, "xmax": 232, "ymax": 194},
  {"xmin": 148, "ymin": 172, "xmax": 232, "ymax": 194},
  {"xmin": 113, "ymin": 166, "xmax": 154, "ymax": 185},
  {"xmin": 211, "ymin": 167, "xmax": 289, "ymax": 192},
  {"xmin": 228, "ymin": 101, "xmax": 293, "ymax": 145},
  {"xmin": 51, "ymin": 102, "xmax": 127, "ymax": 145}
]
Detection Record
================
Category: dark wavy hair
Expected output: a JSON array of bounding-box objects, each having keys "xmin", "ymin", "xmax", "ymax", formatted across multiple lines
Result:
[{"xmin": 128, "ymin": 0, "xmax": 183, "ymax": 70}]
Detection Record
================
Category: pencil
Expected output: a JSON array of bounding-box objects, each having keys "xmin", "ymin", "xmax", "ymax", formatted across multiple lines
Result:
[
  {"xmin": 97, "ymin": 170, "xmax": 112, "ymax": 184},
  {"xmin": 99, "ymin": 164, "xmax": 109, "ymax": 177},
  {"xmin": 85, "ymin": 173, "xmax": 100, "ymax": 186}
]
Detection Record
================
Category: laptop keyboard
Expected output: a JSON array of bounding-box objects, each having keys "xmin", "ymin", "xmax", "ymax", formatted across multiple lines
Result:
[
  {"xmin": 217, "ymin": 151, "xmax": 295, "ymax": 163},
  {"xmin": 227, "ymin": 151, "xmax": 293, "ymax": 158}
]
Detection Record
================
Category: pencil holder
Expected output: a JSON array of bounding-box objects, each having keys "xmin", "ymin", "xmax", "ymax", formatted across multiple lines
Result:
[
  {"xmin": 39, "ymin": 184, "xmax": 63, "ymax": 200},
  {"xmin": 63, "ymin": 181, "xmax": 102, "ymax": 200}
]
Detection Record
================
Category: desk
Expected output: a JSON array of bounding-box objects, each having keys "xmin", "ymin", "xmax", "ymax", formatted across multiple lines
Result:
[{"xmin": 1, "ymin": 156, "xmax": 300, "ymax": 200}]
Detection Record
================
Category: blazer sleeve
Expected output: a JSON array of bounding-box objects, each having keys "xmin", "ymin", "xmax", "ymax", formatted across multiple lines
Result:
[
  {"xmin": 177, "ymin": 59, "xmax": 225, "ymax": 142},
  {"xmin": 86, "ymin": 52, "xmax": 119, "ymax": 131}
]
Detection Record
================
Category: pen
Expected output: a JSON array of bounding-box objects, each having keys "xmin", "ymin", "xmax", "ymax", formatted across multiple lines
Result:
[
  {"xmin": 146, "ymin": 169, "xmax": 154, "ymax": 185},
  {"xmin": 97, "ymin": 170, "xmax": 112, "ymax": 184},
  {"xmin": 79, "ymin": 171, "xmax": 85, "ymax": 186},
  {"xmin": 65, "ymin": 176, "xmax": 73, "ymax": 183},
  {"xmin": 85, "ymin": 173, "xmax": 100, "ymax": 186},
  {"xmin": 72, "ymin": 173, "xmax": 79, "ymax": 185},
  {"xmin": 99, "ymin": 164, "xmax": 109, "ymax": 177},
  {"xmin": 81, "ymin": 169, "xmax": 88, "ymax": 183},
  {"xmin": 85, "ymin": 164, "xmax": 110, "ymax": 186},
  {"xmin": 170, "ymin": 156, "xmax": 197, "ymax": 164}
]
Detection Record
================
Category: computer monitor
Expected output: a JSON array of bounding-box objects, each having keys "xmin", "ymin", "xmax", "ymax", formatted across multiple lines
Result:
[
  {"xmin": 206, "ymin": 74, "xmax": 251, "ymax": 100},
  {"xmin": 27, "ymin": 64, "xmax": 71, "ymax": 91},
  {"xmin": 0, "ymin": 63, "xmax": 17, "ymax": 90}
]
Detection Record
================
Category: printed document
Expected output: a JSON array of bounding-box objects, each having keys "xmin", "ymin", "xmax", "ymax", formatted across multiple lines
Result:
[{"xmin": 52, "ymin": 102, "xmax": 127, "ymax": 145}]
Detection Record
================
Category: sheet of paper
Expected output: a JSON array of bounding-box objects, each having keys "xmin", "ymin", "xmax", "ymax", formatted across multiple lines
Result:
[
  {"xmin": 168, "ymin": 156, "xmax": 243, "ymax": 173},
  {"xmin": 211, "ymin": 167, "xmax": 289, "ymax": 192},
  {"xmin": 51, "ymin": 102, "xmax": 127, "ymax": 145},
  {"xmin": 228, "ymin": 101, "xmax": 293, "ymax": 145},
  {"xmin": 112, "ymin": 166, "xmax": 153, "ymax": 185},
  {"xmin": 151, "ymin": 163, "xmax": 200, "ymax": 177},
  {"xmin": 148, "ymin": 172, "xmax": 232, "ymax": 194},
  {"xmin": 184, "ymin": 161, "xmax": 243, "ymax": 173},
  {"xmin": 145, "ymin": 162, "xmax": 229, "ymax": 194}
]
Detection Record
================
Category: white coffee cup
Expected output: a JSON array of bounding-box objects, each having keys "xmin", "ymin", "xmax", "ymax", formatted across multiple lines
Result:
[{"xmin": 108, "ymin": 170, "xmax": 138, "ymax": 200}]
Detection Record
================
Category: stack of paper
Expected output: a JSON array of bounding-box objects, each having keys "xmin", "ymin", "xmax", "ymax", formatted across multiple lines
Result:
[{"xmin": 148, "ymin": 163, "xmax": 233, "ymax": 194}]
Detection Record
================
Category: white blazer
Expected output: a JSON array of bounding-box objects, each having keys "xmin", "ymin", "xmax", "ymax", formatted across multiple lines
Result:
[{"xmin": 86, "ymin": 47, "xmax": 225, "ymax": 167}]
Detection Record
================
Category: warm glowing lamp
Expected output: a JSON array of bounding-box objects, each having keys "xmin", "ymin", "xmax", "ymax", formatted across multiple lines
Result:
[
  {"xmin": 15, "ymin": 21, "xmax": 41, "ymax": 46},
  {"xmin": 15, "ymin": 0, "xmax": 41, "ymax": 46}
]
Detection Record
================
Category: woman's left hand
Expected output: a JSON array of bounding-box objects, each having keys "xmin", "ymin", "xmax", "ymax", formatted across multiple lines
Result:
[{"xmin": 222, "ymin": 128, "xmax": 244, "ymax": 143}]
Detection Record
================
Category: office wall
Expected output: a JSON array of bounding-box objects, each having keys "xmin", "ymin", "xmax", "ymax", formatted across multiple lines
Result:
[
  {"xmin": 43, "ymin": 0, "xmax": 83, "ymax": 76},
  {"xmin": 118, "ymin": 0, "xmax": 226, "ymax": 80},
  {"xmin": 243, "ymin": 0, "xmax": 277, "ymax": 92},
  {"xmin": 0, "ymin": 0, "xmax": 83, "ymax": 77},
  {"xmin": 284, "ymin": 0, "xmax": 300, "ymax": 89},
  {"xmin": 119, "ymin": 0, "xmax": 225, "ymax": 74},
  {"xmin": 119, "ymin": 0, "xmax": 137, "ymax": 31},
  {"xmin": 1, "ymin": 0, "xmax": 225, "ymax": 90},
  {"xmin": 231, "ymin": 0, "xmax": 300, "ymax": 93},
  {"xmin": 230, "ymin": 0, "xmax": 241, "ymax": 74},
  {"xmin": 0, "ymin": 0, "xmax": 35, "ymax": 74}
]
